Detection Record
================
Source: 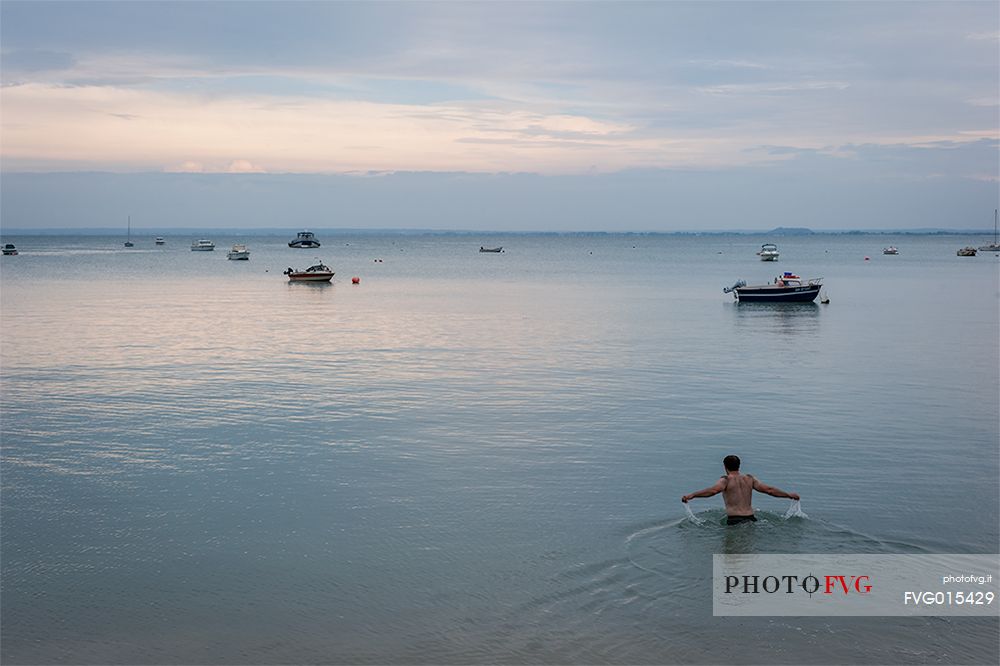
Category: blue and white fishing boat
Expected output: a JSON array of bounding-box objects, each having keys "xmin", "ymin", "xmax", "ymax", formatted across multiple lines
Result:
[{"xmin": 724, "ymin": 272, "xmax": 823, "ymax": 303}]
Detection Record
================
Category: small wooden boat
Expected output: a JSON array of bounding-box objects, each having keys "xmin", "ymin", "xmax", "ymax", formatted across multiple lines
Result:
[
  {"xmin": 479, "ymin": 246, "xmax": 503, "ymax": 253},
  {"xmin": 724, "ymin": 272, "xmax": 823, "ymax": 303},
  {"xmin": 284, "ymin": 262, "xmax": 334, "ymax": 282}
]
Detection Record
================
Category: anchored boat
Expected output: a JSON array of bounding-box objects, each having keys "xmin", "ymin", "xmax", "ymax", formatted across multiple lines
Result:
[
  {"xmin": 227, "ymin": 244, "xmax": 250, "ymax": 260},
  {"xmin": 979, "ymin": 209, "xmax": 999, "ymax": 252},
  {"xmin": 724, "ymin": 272, "xmax": 823, "ymax": 303},
  {"xmin": 756, "ymin": 243, "xmax": 779, "ymax": 261},
  {"xmin": 284, "ymin": 262, "xmax": 334, "ymax": 282},
  {"xmin": 289, "ymin": 231, "xmax": 321, "ymax": 248}
]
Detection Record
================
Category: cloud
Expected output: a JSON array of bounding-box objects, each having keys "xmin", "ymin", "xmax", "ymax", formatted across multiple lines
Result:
[
  {"xmin": 697, "ymin": 80, "xmax": 851, "ymax": 96},
  {"xmin": 2, "ymin": 80, "xmax": 994, "ymax": 177},
  {"xmin": 0, "ymin": 3, "xmax": 994, "ymax": 180},
  {"xmin": 165, "ymin": 161, "xmax": 205, "ymax": 173},
  {"xmin": 0, "ymin": 82, "xmax": 717, "ymax": 174},
  {"xmin": 966, "ymin": 30, "xmax": 1000, "ymax": 42},
  {"xmin": 685, "ymin": 58, "xmax": 773, "ymax": 70},
  {"xmin": 225, "ymin": 159, "xmax": 265, "ymax": 173}
]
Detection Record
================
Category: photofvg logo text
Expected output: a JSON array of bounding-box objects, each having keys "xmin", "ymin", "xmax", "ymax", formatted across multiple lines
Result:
[
  {"xmin": 713, "ymin": 554, "xmax": 999, "ymax": 616},
  {"xmin": 724, "ymin": 573, "xmax": 871, "ymax": 596}
]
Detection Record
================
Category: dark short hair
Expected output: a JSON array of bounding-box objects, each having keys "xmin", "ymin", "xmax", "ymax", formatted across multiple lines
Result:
[{"xmin": 723, "ymin": 455, "xmax": 741, "ymax": 471}]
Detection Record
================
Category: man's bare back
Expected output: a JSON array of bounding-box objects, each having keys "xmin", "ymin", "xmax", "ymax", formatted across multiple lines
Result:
[
  {"xmin": 681, "ymin": 455, "xmax": 799, "ymax": 522},
  {"xmin": 720, "ymin": 472, "xmax": 755, "ymax": 516}
]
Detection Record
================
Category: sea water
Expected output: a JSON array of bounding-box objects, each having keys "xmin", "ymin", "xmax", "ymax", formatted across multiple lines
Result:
[{"xmin": 1, "ymin": 232, "xmax": 997, "ymax": 664}]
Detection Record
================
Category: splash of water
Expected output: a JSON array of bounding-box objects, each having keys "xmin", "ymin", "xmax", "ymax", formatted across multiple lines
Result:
[
  {"xmin": 683, "ymin": 502, "xmax": 705, "ymax": 525},
  {"xmin": 783, "ymin": 500, "xmax": 808, "ymax": 519}
]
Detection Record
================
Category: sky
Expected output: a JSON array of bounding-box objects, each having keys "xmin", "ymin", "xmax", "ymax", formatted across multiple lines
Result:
[{"xmin": 1, "ymin": 0, "xmax": 997, "ymax": 231}]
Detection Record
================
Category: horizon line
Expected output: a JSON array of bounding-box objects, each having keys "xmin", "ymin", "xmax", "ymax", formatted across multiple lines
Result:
[{"xmin": 0, "ymin": 227, "xmax": 993, "ymax": 236}]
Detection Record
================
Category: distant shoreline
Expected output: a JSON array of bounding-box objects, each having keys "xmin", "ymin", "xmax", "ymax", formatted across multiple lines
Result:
[{"xmin": 1, "ymin": 228, "xmax": 994, "ymax": 236}]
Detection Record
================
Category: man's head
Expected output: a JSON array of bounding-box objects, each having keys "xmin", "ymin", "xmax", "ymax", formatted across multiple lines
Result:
[{"xmin": 723, "ymin": 455, "xmax": 741, "ymax": 472}]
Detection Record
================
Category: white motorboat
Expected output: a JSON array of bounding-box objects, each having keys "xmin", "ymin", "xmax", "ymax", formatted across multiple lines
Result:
[
  {"xmin": 3, "ymin": 243, "xmax": 18, "ymax": 256},
  {"xmin": 155, "ymin": 237, "xmax": 166, "ymax": 245},
  {"xmin": 227, "ymin": 244, "xmax": 250, "ymax": 260},
  {"xmin": 883, "ymin": 246, "xmax": 899, "ymax": 255},
  {"xmin": 757, "ymin": 243, "xmax": 779, "ymax": 261},
  {"xmin": 957, "ymin": 246, "xmax": 977, "ymax": 257},
  {"xmin": 191, "ymin": 239, "xmax": 216, "ymax": 251},
  {"xmin": 284, "ymin": 262, "xmax": 334, "ymax": 282}
]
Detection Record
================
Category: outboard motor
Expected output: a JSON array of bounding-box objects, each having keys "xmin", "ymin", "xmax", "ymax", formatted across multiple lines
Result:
[{"xmin": 723, "ymin": 280, "xmax": 746, "ymax": 294}]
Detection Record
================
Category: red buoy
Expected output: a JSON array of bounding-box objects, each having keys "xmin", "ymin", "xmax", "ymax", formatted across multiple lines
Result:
[{"xmin": 352, "ymin": 277, "xmax": 360, "ymax": 284}]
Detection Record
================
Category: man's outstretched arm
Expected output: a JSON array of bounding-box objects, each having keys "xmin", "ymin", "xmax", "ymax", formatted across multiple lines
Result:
[
  {"xmin": 751, "ymin": 476, "xmax": 800, "ymax": 501},
  {"xmin": 682, "ymin": 478, "xmax": 726, "ymax": 503}
]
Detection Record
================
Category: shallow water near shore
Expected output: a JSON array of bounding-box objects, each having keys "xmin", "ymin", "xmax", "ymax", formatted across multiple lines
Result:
[{"xmin": 2, "ymin": 232, "xmax": 997, "ymax": 664}]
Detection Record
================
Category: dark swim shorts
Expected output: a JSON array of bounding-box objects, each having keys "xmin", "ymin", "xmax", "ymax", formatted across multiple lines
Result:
[{"xmin": 726, "ymin": 514, "xmax": 758, "ymax": 525}]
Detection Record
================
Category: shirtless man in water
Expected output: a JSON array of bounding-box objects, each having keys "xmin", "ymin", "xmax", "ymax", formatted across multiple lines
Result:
[{"xmin": 681, "ymin": 455, "xmax": 800, "ymax": 525}]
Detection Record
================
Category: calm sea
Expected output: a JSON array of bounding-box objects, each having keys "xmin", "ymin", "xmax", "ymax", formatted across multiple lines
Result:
[{"xmin": 2, "ymin": 232, "xmax": 998, "ymax": 664}]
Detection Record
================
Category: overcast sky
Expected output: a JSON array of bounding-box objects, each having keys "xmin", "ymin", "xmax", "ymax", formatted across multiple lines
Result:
[{"xmin": 1, "ymin": 1, "xmax": 997, "ymax": 231}]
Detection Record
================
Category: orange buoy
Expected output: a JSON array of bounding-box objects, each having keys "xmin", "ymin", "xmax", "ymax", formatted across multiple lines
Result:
[{"xmin": 352, "ymin": 277, "xmax": 360, "ymax": 284}]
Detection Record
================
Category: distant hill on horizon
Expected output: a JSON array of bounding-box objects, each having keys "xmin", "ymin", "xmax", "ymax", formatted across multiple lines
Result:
[{"xmin": 769, "ymin": 227, "xmax": 814, "ymax": 235}]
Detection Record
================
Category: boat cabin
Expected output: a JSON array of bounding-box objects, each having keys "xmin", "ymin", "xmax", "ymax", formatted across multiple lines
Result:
[{"xmin": 289, "ymin": 230, "xmax": 322, "ymax": 248}]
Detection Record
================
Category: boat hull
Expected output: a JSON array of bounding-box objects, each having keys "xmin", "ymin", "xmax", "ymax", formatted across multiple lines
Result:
[
  {"xmin": 288, "ymin": 241, "xmax": 321, "ymax": 248},
  {"xmin": 287, "ymin": 273, "xmax": 333, "ymax": 282},
  {"xmin": 735, "ymin": 284, "xmax": 821, "ymax": 302}
]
